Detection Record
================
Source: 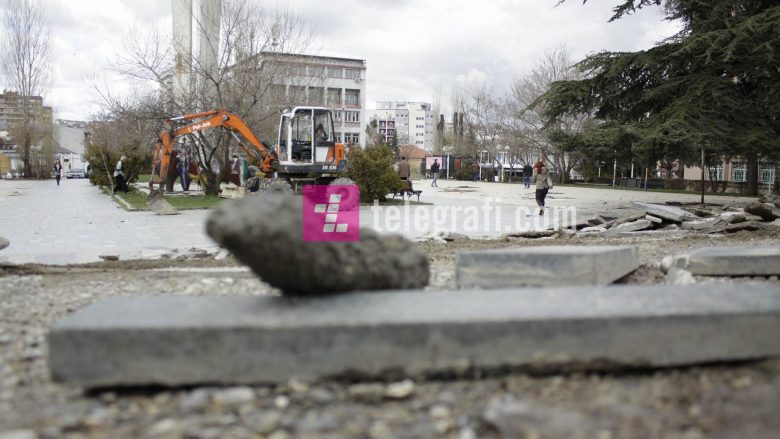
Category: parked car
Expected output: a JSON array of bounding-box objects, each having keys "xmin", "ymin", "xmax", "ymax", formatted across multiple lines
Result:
[{"xmin": 65, "ymin": 168, "xmax": 86, "ymax": 179}]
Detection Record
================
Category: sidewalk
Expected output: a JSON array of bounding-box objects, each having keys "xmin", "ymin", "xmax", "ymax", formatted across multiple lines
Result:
[{"xmin": 0, "ymin": 179, "xmax": 216, "ymax": 265}]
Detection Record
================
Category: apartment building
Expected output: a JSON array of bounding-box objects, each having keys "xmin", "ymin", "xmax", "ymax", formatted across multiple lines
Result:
[
  {"xmin": 0, "ymin": 90, "xmax": 53, "ymax": 131},
  {"xmin": 684, "ymin": 159, "xmax": 776, "ymax": 186},
  {"xmin": 370, "ymin": 102, "xmax": 434, "ymax": 150},
  {"xmin": 259, "ymin": 52, "xmax": 367, "ymax": 146}
]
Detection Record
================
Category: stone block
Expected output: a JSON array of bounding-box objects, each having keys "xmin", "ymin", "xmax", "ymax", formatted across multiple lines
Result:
[
  {"xmin": 678, "ymin": 246, "xmax": 780, "ymax": 276},
  {"xmin": 632, "ymin": 202, "xmax": 699, "ymax": 223},
  {"xmin": 611, "ymin": 219, "xmax": 652, "ymax": 232},
  {"xmin": 49, "ymin": 285, "xmax": 780, "ymax": 387},
  {"xmin": 456, "ymin": 246, "xmax": 639, "ymax": 288}
]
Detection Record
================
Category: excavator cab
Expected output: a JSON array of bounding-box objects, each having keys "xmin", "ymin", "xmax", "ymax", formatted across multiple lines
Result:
[{"xmin": 277, "ymin": 107, "xmax": 344, "ymax": 172}]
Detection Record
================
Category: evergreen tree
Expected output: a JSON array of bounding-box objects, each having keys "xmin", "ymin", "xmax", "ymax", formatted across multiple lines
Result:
[{"xmin": 540, "ymin": 1, "xmax": 780, "ymax": 194}]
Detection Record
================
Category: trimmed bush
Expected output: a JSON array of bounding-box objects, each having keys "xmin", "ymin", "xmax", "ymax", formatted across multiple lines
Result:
[{"xmin": 345, "ymin": 144, "xmax": 401, "ymax": 202}]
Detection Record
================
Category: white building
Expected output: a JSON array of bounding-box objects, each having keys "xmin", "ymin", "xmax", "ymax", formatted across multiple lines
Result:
[
  {"xmin": 370, "ymin": 102, "xmax": 434, "ymax": 150},
  {"xmin": 260, "ymin": 52, "xmax": 367, "ymax": 146}
]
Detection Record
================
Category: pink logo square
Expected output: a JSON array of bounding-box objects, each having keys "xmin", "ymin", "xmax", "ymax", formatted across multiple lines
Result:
[{"xmin": 303, "ymin": 184, "xmax": 360, "ymax": 242}]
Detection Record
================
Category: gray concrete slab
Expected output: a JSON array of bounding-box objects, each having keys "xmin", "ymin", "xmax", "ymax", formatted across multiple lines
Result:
[
  {"xmin": 682, "ymin": 246, "xmax": 780, "ymax": 276},
  {"xmin": 632, "ymin": 202, "xmax": 699, "ymax": 223},
  {"xmin": 49, "ymin": 285, "xmax": 780, "ymax": 387},
  {"xmin": 456, "ymin": 246, "xmax": 639, "ymax": 288}
]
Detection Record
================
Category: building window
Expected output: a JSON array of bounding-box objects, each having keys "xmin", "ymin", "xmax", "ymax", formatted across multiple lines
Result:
[
  {"xmin": 334, "ymin": 111, "xmax": 343, "ymax": 122},
  {"xmin": 308, "ymin": 87, "xmax": 324, "ymax": 105},
  {"xmin": 309, "ymin": 66, "xmax": 324, "ymax": 77},
  {"xmin": 344, "ymin": 69, "xmax": 361, "ymax": 80},
  {"xmin": 761, "ymin": 164, "xmax": 775, "ymax": 184},
  {"xmin": 732, "ymin": 162, "xmax": 746, "ymax": 182},
  {"xmin": 708, "ymin": 165, "xmax": 723, "ymax": 181},
  {"xmin": 345, "ymin": 89, "xmax": 360, "ymax": 106},
  {"xmin": 345, "ymin": 111, "xmax": 359, "ymax": 123},
  {"xmin": 291, "ymin": 64, "xmax": 307, "ymax": 76},
  {"xmin": 327, "ymin": 88, "xmax": 341, "ymax": 105},
  {"xmin": 344, "ymin": 133, "xmax": 360, "ymax": 144},
  {"xmin": 327, "ymin": 67, "xmax": 342, "ymax": 79}
]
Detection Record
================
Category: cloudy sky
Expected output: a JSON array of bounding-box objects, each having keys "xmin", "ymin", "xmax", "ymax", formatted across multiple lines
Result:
[{"xmin": 5, "ymin": 0, "xmax": 680, "ymax": 121}]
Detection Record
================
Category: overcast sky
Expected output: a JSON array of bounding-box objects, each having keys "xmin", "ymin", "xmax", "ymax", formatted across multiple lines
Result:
[{"xmin": 4, "ymin": 0, "xmax": 680, "ymax": 121}]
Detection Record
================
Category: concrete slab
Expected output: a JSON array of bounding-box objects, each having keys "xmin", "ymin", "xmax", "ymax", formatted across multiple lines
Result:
[
  {"xmin": 611, "ymin": 219, "xmax": 652, "ymax": 232},
  {"xmin": 632, "ymin": 202, "xmax": 699, "ymax": 223},
  {"xmin": 456, "ymin": 246, "xmax": 639, "ymax": 288},
  {"xmin": 48, "ymin": 285, "xmax": 780, "ymax": 387},
  {"xmin": 680, "ymin": 246, "xmax": 780, "ymax": 276}
]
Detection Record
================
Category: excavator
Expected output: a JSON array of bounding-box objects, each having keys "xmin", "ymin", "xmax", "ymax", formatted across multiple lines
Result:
[{"xmin": 149, "ymin": 106, "xmax": 348, "ymax": 194}]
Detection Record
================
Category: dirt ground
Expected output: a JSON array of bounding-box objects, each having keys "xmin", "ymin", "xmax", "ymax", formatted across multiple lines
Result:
[{"xmin": 1, "ymin": 231, "xmax": 779, "ymax": 438}]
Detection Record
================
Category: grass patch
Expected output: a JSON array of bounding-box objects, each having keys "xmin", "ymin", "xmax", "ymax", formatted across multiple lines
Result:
[{"xmin": 102, "ymin": 186, "xmax": 224, "ymax": 210}]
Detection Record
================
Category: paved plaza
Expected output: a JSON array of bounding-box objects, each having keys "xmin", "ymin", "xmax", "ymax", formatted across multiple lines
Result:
[{"xmin": 0, "ymin": 178, "xmax": 757, "ymax": 265}]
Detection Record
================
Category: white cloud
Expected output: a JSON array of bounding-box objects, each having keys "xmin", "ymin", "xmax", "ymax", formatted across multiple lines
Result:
[{"xmin": 2, "ymin": 0, "xmax": 680, "ymax": 120}]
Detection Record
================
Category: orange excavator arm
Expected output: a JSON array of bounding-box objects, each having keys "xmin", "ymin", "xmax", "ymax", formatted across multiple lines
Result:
[{"xmin": 151, "ymin": 109, "xmax": 277, "ymax": 188}]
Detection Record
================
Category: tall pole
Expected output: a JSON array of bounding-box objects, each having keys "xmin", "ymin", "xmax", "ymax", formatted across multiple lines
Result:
[
  {"xmin": 700, "ymin": 146, "xmax": 705, "ymax": 205},
  {"xmin": 611, "ymin": 150, "xmax": 617, "ymax": 189}
]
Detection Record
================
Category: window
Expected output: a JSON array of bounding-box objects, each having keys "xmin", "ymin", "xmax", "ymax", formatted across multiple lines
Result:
[
  {"xmin": 289, "ymin": 86, "xmax": 306, "ymax": 103},
  {"xmin": 344, "ymin": 69, "xmax": 361, "ymax": 80},
  {"xmin": 732, "ymin": 162, "xmax": 746, "ymax": 182},
  {"xmin": 290, "ymin": 64, "xmax": 307, "ymax": 76},
  {"xmin": 708, "ymin": 165, "xmax": 723, "ymax": 181},
  {"xmin": 309, "ymin": 66, "xmax": 324, "ymax": 77},
  {"xmin": 308, "ymin": 87, "xmax": 324, "ymax": 104},
  {"xmin": 345, "ymin": 111, "xmax": 359, "ymax": 123},
  {"xmin": 416, "ymin": 117, "xmax": 424, "ymax": 121},
  {"xmin": 334, "ymin": 111, "xmax": 343, "ymax": 122},
  {"xmin": 761, "ymin": 164, "xmax": 775, "ymax": 184},
  {"xmin": 327, "ymin": 67, "xmax": 342, "ymax": 79},
  {"xmin": 344, "ymin": 133, "xmax": 360, "ymax": 144},
  {"xmin": 345, "ymin": 89, "xmax": 360, "ymax": 106},
  {"xmin": 327, "ymin": 88, "xmax": 341, "ymax": 105}
]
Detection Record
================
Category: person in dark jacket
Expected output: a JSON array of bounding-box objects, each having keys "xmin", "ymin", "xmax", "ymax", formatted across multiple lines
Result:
[
  {"xmin": 522, "ymin": 163, "xmax": 533, "ymax": 189},
  {"xmin": 430, "ymin": 159, "xmax": 440, "ymax": 187},
  {"xmin": 53, "ymin": 160, "xmax": 62, "ymax": 186}
]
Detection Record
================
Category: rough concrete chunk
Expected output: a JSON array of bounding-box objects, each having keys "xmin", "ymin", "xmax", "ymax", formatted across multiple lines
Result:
[
  {"xmin": 206, "ymin": 192, "xmax": 429, "ymax": 295},
  {"xmin": 632, "ymin": 202, "xmax": 699, "ymax": 223},
  {"xmin": 148, "ymin": 193, "xmax": 179, "ymax": 215},
  {"xmin": 456, "ymin": 246, "xmax": 639, "ymax": 288},
  {"xmin": 759, "ymin": 193, "xmax": 780, "ymax": 208},
  {"xmin": 611, "ymin": 219, "xmax": 652, "ymax": 232},
  {"xmin": 680, "ymin": 246, "xmax": 780, "ymax": 276},
  {"xmin": 745, "ymin": 202, "xmax": 780, "ymax": 221},
  {"xmin": 719, "ymin": 212, "xmax": 745, "ymax": 224},
  {"xmin": 48, "ymin": 285, "xmax": 780, "ymax": 387},
  {"xmin": 611, "ymin": 212, "xmax": 645, "ymax": 226},
  {"xmin": 725, "ymin": 221, "xmax": 766, "ymax": 233},
  {"xmin": 645, "ymin": 215, "xmax": 662, "ymax": 225},
  {"xmin": 0, "ymin": 236, "xmax": 8, "ymax": 251}
]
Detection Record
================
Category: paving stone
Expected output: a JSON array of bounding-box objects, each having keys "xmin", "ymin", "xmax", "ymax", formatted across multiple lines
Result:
[
  {"xmin": 48, "ymin": 285, "xmax": 780, "ymax": 386},
  {"xmin": 676, "ymin": 246, "xmax": 780, "ymax": 276},
  {"xmin": 632, "ymin": 202, "xmax": 699, "ymax": 223},
  {"xmin": 456, "ymin": 246, "xmax": 639, "ymax": 288}
]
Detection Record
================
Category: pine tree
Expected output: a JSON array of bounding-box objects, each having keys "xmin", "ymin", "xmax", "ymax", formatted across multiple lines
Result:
[{"xmin": 540, "ymin": 1, "xmax": 780, "ymax": 194}]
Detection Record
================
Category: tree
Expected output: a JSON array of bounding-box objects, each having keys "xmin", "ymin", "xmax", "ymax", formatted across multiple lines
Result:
[
  {"xmin": 0, "ymin": 0, "xmax": 54, "ymax": 178},
  {"xmin": 542, "ymin": 1, "xmax": 780, "ymax": 194},
  {"xmin": 97, "ymin": 0, "xmax": 315, "ymax": 194},
  {"xmin": 345, "ymin": 144, "xmax": 400, "ymax": 202}
]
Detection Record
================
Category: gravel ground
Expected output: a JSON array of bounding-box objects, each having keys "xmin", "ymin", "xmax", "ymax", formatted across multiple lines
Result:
[{"xmin": 1, "ymin": 231, "xmax": 780, "ymax": 438}]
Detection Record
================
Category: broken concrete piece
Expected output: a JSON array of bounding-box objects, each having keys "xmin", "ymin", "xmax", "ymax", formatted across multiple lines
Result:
[
  {"xmin": 632, "ymin": 202, "xmax": 699, "ymax": 223},
  {"xmin": 0, "ymin": 236, "xmax": 8, "ymax": 251},
  {"xmin": 505, "ymin": 230, "xmax": 558, "ymax": 239},
  {"xmin": 679, "ymin": 246, "xmax": 780, "ymax": 276},
  {"xmin": 666, "ymin": 267, "xmax": 696, "ymax": 285},
  {"xmin": 745, "ymin": 202, "xmax": 780, "ymax": 221},
  {"xmin": 586, "ymin": 216, "xmax": 608, "ymax": 226},
  {"xmin": 719, "ymin": 212, "xmax": 746, "ymax": 224},
  {"xmin": 681, "ymin": 217, "xmax": 728, "ymax": 232},
  {"xmin": 645, "ymin": 215, "xmax": 663, "ymax": 225},
  {"xmin": 48, "ymin": 285, "xmax": 780, "ymax": 386},
  {"xmin": 148, "ymin": 191, "xmax": 179, "ymax": 215},
  {"xmin": 759, "ymin": 193, "xmax": 780, "ymax": 208},
  {"xmin": 456, "ymin": 246, "xmax": 639, "ymax": 288},
  {"xmin": 725, "ymin": 221, "xmax": 766, "ymax": 233},
  {"xmin": 579, "ymin": 226, "xmax": 607, "ymax": 233},
  {"xmin": 206, "ymin": 192, "xmax": 429, "ymax": 295},
  {"xmin": 611, "ymin": 219, "xmax": 652, "ymax": 233}
]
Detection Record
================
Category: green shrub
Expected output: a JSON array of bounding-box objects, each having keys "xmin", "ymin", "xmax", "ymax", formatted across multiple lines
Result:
[
  {"xmin": 86, "ymin": 143, "xmax": 153, "ymax": 188},
  {"xmin": 345, "ymin": 144, "xmax": 401, "ymax": 202}
]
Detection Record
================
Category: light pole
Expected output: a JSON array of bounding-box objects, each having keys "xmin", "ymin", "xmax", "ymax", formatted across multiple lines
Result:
[{"xmin": 611, "ymin": 149, "xmax": 617, "ymax": 189}]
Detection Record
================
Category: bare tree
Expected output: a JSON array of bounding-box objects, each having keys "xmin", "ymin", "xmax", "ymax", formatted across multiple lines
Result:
[
  {"xmin": 94, "ymin": 0, "xmax": 315, "ymax": 194},
  {"xmin": 0, "ymin": 0, "xmax": 54, "ymax": 178},
  {"xmin": 509, "ymin": 47, "xmax": 590, "ymax": 182}
]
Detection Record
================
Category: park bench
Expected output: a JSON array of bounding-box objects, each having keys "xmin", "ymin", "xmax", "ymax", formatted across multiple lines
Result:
[{"xmin": 391, "ymin": 179, "xmax": 423, "ymax": 202}]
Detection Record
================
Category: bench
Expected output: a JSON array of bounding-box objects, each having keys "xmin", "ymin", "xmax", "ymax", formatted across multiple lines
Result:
[{"xmin": 391, "ymin": 179, "xmax": 423, "ymax": 202}]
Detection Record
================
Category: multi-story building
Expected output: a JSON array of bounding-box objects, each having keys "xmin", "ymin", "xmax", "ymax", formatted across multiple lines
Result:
[
  {"xmin": 259, "ymin": 52, "xmax": 367, "ymax": 146},
  {"xmin": 370, "ymin": 102, "xmax": 435, "ymax": 150},
  {"xmin": 0, "ymin": 90, "xmax": 53, "ymax": 131},
  {"xmin": 684, "ymin": 159, "xmax": 776, "ymax": 187}
]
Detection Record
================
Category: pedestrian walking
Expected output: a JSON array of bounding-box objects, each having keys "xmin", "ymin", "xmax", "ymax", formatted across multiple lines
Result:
[
  {"xmin": 430, "ymin": 159, "xmax": 440, "ymax": 187},
  {"xmin": 230, "ymin": 155, "xmax": 241, "ymax": 186},
  {"xmin": 533, "ymin": 166, "xmax": 552, "ymax": 215},
  {"xmin": 522, "ymin": 162, "xmax": 533, "ymax": 189},
  {"xmin": 472, "ymin": 162, "xmax": 480, "ymax": 182},
  {"xmin": 178, "ymin": 150, "xmax": 192, "ymax": 191},
  {"xmin": 113, "ymin": 155, "xmax": 129, "ymax": 194},
  {"xmin": 53, "ymin": 160, "xmax": 62, "ymax": 186}
]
